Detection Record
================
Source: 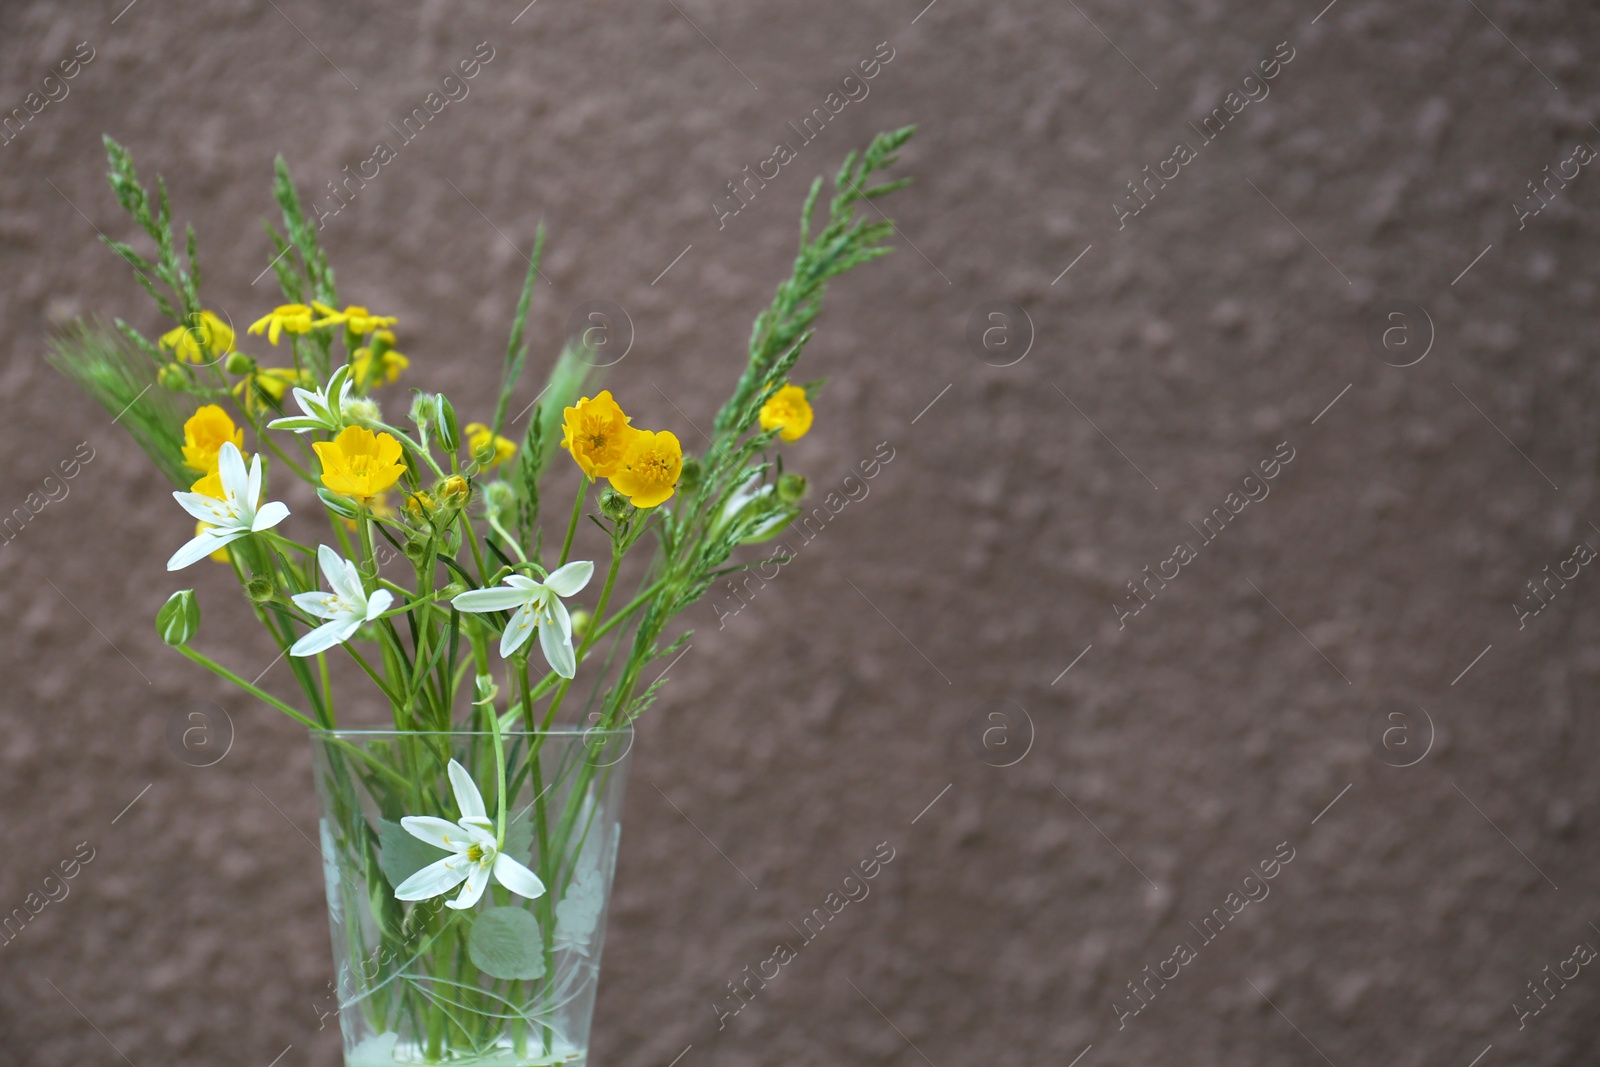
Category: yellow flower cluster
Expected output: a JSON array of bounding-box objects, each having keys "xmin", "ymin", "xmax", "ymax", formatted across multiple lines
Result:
[
  {"xmin": 560, "ymin": 391, "xmax": 683, "ymax": 509},
  {"xmin": 465, "ymin": 423, "xmax": 516, "ymax": 471},
  {"xmin": 247, "ymin": 301, "xmax": 399, "ymax": 352},
  {"xmin": 352, "ymin": 330, "xmax": 408, "ymax": 388},
  {"xmin": 233, "ymin": 367, "xmax": 303, "ymax": 415},
  {"xmin": 160, "ymin": 310, "xmax": 235, "ymax": 364}
]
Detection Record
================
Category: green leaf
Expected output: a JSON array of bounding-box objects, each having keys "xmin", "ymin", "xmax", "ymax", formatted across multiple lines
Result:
[
  {"xmin": 377, "ymin": 819, "xmax": 448, "ymax": 889},
  {"xmin": 468, "ymin": 906, "xmax": 546, "ymax": 980},
  {"xmin": 156, "ymin": 590, "xmax": 200, "ymax": 646}
]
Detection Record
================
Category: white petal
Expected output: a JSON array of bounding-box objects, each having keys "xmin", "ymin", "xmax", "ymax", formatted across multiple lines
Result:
[
  {"xmin": 400, "ymin": 815, "xmax": 472, "ymax": 853},
  {"xmin": 549, "ymin": 597, "xmax": 573, "ymax": 641},
  {"xmin": 452, "ymin": 587, "xmax": 530, "ymax": 613},
  {"xmin": 291, "ymin": 590, "xmax": 340, "ymax": 619},
  {"xmin": 493, "ymin": 853, "xmax": 547, "ymax": 900},
  {"xmin": 538, "ymin": 617, "xmax": 577, "ymax": 679},
  {"xmin": 447, "ymin": 864, "xmax": 491, "ymax": 910},
  {"xmin": 290, "ymin": 617, "xmax": 359, "ymax": 657},
  {"xmin": 218, "ymin": 442, "xmax": 248, "ymax": 498},
  {"xmin": 326, "ymin": 556, "xmax": 361, "ymax": 604},
  {"xmin": 448, "ymin": 760, "xmax": 488, "ymax": 822},
  {"xmin": 505, "ymin": 574, "xmax": 542, "ymax": 591},
  {"xmin": 340, "ymin": 558, "xmax": 369, "ymax": 603},
  {"xmin": 329, "ymin": 365, "xmax": 352, "ymax": 412},
  {"xmin": 545, "ymin": 560, "xmax": 594, "ymax": 597},
  {"xmin": 365, "ymin": 588, "xmax": 394, "ymax": 620},
  {"xmin": 461, "ymin": 820, "xmax": 496, "ymax": 844},
  {"xmin": 394, "ymin": 854, "xmax": 471, "ymax": 901},
  {"xmin": 266, "ymin": 415, "xmax": 323, "ymax": 433},
  {"xmin": 289, "ymin": 386, "xmax": 321, "ymax": 418},
  {"xmin": 251, "ymin": 500, "xmax": 289, "ymax": 532},
  {"xmin": 172, "ymin": 491, "xmax": 233, "ymax": 525},
  {"xmin": 246, "ymin": 452, "xmax": 263, "ymax": 512},
  {"xmin": 316, "ymin": 545, "xmax": 343, "ymax": 588},
  {"xmin": 500, "ymin": 604, "xmax": 537, "ymax": 658},
  {"xmin": 167, "ymin": 528, "xmax": 245, "ymax": 571}
]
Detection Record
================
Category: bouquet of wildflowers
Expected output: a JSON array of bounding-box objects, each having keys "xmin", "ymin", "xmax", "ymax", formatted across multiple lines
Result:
[{"xmin": 48, "ymin": 128, "xmax": 914, "ymax": 1064}]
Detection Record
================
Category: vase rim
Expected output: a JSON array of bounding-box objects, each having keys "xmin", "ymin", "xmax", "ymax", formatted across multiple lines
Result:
[{"xmin": 310, "ymin": 726, "xmax": 633, "ymax": 738}]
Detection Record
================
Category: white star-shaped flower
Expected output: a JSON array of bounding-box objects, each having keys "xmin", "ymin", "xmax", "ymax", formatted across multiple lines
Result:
[
  {"xmin": 393, "ymin": 760, "xmax": 547, "ymax": 911},
  {"xmin": 289, "ymin": 545, "xmax": 394, "ymax": 657},
  {"xmin": 268, "ymin": 364, "xmax": 354, "ymax": 434},
  {"xmin": 167, "ymin": 442, "xmax": 289, "ymax": 570},
  {"xmin": 450, "ymin": 561, "xmax": 593, "ymax": 677}
]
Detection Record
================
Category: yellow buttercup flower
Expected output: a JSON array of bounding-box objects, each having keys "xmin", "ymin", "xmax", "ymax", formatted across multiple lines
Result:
[
  {"xmin": 609, "ymin": 429, "xmax": 683, "ymax": 509},
  {"xmin": 352, "ymin": 340, "xmax": 409, "ymax": 387},
  {"xmin": 232, "ymin": 367, "xmax": 302, "ymax": 415},
  {"xmin": 560, "ymin": 391, "xmax": 636, "ymax": 479},
  {"xmin": 182, "ymin": 405, "xmax": 245, "ymax": 474},
  {"xmin": 465, "ymin": 422, "xmax": 516, "ymax": 470},
  {"xmin": 159, "ymin": 310, "xmax": 236, "ymax": 363},
  {"xmin": 248, "ymin": 304, "xmax": 316, "ymax": 345},
  {"xmin": 759, "ymin": 384, "xmax": 813, "ymax": 442},
  {"xmin": 314, "ymin": 426, "xmax": 407, "ymax": 502},
  {"xmin": 313, "ymin": 302, "xmax": 397, "ymax": 334}
]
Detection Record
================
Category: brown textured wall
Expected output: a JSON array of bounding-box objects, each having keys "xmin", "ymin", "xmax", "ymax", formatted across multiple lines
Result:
[{"xmin": 2, "ymin": 0, "xmax": 1598, "ymax": 1064}]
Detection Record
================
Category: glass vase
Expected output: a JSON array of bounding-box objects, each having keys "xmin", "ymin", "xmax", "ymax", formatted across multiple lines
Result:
[{"xmin": 309, "ymin": 728, "xmax": 632, "ymax": 1066}]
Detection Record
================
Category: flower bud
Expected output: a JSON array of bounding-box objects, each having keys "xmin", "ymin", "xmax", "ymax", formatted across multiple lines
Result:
[
  {"xmin": 435, "ymin": 395, "xmax": 460, "ymax": 453},
  {"xmin": 677, "ymin": 455, "xmax": 703, "ymax": 493},
  {"xmin": 156, "ymin": 589, "xmax": 200, "ymax": 646},
  {"xmin": 405, "ymin": 490, "xmax": 436, "ymax": 523},
  {"xmin": 224, "ymin": 350, "xmax": 255, "ymax": 375},
  {"xmin": 319, "ymin": 488, "xmax": 360, "ymax": 519},
  {"xmin": 598, "ymin": 486, "xmax": 634, "ymax": 523},
  {"xmin": 157, "ymin": 362, "xmax": 187, "ymax": 389},
  {"xmin": 777, "ymin": 473, "xmax": 808, "ymax": 503},
  {"xmin": 369, "ymin": 329, "xmax": 395, "ymax": 359},
  {"xmin": 409, "ymin": 392, "xmax": 437, "ymax": 435},
  {"xmin": 437, "ymin": 581, "xmax": 466, "ymax": 601},
  {"xmin": 439, "ymin": 475, "xmax": 471, "ymax": 509},
  {"xmin": 569, "ymin": 608, "xmax": 592, "ymax": 639},
  {"xmin": 344, "ymin": 397, "xmax": 381, "ymax": 425},
  {"xmin": 245, "ymin": 576, "xmax": 275, "ymax": 603},
  {"xmin": 482, "ymin": 481, "xmax": 516, "ymax": 527}
]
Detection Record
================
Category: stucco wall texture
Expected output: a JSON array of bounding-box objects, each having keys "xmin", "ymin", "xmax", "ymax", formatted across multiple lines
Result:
[{"xmin": 2, "ymin": 0, "xmax": 1598, "ymax": 1064}]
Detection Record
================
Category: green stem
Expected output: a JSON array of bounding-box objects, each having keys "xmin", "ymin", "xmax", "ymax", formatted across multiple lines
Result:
[
  {"xmin": 318, "ymin": 653, "xmax": 334, "ymax": 727},
  {"xmin": 265, "ymin": 529, "xmax": 318, "ymax": 556},
  {"xmin": 490, "ymin": 709, "xmax": 508, "ymax": 850},
  {"xmin": 375, "ymin": 421, "xmax": 446, "ymax": 477},
  {"xmin": 260, "ymin": 432, "xmax": 313, "ymax": 482},
  {"xmin": 557, "ymin": 478, "xmax": 587, "ymax": 567},
  {"xmin": 175, "ymin": 646, "xmax": 318, "ymax": 728}
]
